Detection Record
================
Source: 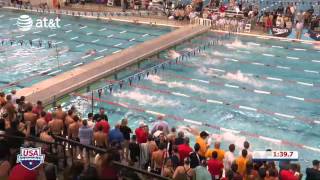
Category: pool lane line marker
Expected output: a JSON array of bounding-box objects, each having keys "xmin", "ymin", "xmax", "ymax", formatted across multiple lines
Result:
[
  {"xmin": 262, "ymin": 53, "xmax": 275, "ymax": 57},
  {"xmin": 54, "ymin": 41, "xmax": 64, "ymax": 45},
  {"xmin": 64, "ymin": 24, "xmax": 71, "ymax": 27},
  {"xmin": 94, "ymin": 56, "xmax": 104, "ymax": 60},
  {"xmin": 76, "ymin": 43, "xmax": 84, "ymax": 48},
  {"xmin": 79, "ymin": 25, "xmax": 87, "ymax": 29},
  {"xmin": 65, "ymin": 30, "xmax": 72, "ymax": 33},
  {"xmin": 73, "ymin": 62, "xmax": 83, "ymax": 67},
  {"xmin": 74, "ymin": 93, "xmax": 320, "ymax": 153},
  {"xmin": 271, "ymin": 45, "xmax": 284, "ymax": 48},
  {"xmin": 0, "ymin": 15, "xmax": 4, "ymax": 18},
  {"xmin": 142, "ymin": 34, "xmax": 149, "ymax": 37},
  {"xmin": 236, "ymin": 50, "xmax": 250, "ymax": 54},
  {"xmin": 222, "ymin": 56, "xmax": 320, "ymax": 75},
  {"xmin": 47, "ymin": 70, "xmax": 62, "ymax": 76},
  {"xmin": 62, "ymin": 61, "xmax": 71, "ymax": 66},
  {"xmin": 114, "ymin": 43, "xmax": 122, "ymax": 47},
  {"xmin": 312, "ymin": 60, "xmax": 320, "ymax": 63},
  {"xmin": 81, "ymin": 54, "xmax": 91, "ymax": 59},
  {"xmin": 119, "ymin": 30, "xmax": 127, "ymax": 34},
  {"xmin": 99, "ymin": 28, "xmax": 107, "ymax": 31},
  {"xmin": 98, "ymin": 48, "xmax": 108, "ymax": 53},
  {"xmin": 286, "ymin": 56, "xmax": 300, "ymax": 60},
  {"xmin": 33, "ymin": 31, "xmax": 42, "ymax": 34},
  {"xmin": 92, "ymin": 39, "xmax": 100, "ymax": 43},
  {"xmin": 129, "ymin": 38, "xmax": 135, "ymax": 42},
  {"xmin": 107, "ymin": 34, "xmax": 114, "ymax": 38},
  {"xmin": 86, "ymin": 32, "xmax": 93, "ymax": 35},
  {"xmin": 70, "ymin": 36, "xmax": 79, "ymax": 40},
  {"xmin": 247, "ymin": 42, "xmax": 260, "ymax": 46},
  {"xmin": 32, "ymin": 38, "xmax": 40, "ymax": 41},
  {"xmin": 105, "ymin": 79, "xmax": 318, "ymax": 125},
  {"xmin": 112, "ymin": 50, "xmax": 122, "ymax": 54},
  {"xmin": 48, "ymin": 34, "xmax": 56, "ymax": 37},
  {"xmin": 38, "ymin": 68, "xmax": 52, "ymax": 75},
  {"xmin": 293, "ymin": 48, "xmax": 307, "ymax": 51},
  {"xmin": 16, "ymin": 35, "xmax": 24, "ymax": 38}
]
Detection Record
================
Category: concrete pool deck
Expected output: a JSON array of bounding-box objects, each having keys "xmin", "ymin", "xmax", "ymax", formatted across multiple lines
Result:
[{"xmin": 16, "ymin": 25, "xmax": 209, "ymax": 105}]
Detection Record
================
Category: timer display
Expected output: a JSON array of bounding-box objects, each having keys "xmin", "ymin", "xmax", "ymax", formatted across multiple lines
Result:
[{"xmin": 253, "ymin": 151, "xmax": 298, "ymax": 161}]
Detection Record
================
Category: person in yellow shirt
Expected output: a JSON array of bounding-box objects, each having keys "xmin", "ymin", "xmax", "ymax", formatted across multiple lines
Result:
[
  {"xmin": 205, "ymin": 142, "xmax": 225, "ymax": 162},
  {"xmin": 236, "ymin": 149, "xmax": 248, "ymax": 176},
  {"xmin": 195, "ymin": 131, "xmax": 209, "ymax": 157}
]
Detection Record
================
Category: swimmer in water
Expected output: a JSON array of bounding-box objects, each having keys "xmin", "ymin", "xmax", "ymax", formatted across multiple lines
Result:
[{"xmin": 86, "ymin": 49, "xmax": 97, "ymax": 55}]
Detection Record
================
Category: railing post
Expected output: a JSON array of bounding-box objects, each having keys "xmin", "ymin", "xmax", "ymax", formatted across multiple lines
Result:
[
  {"xmin": 52, "ymin": 96, "xmax": 56, "ymax": 108},
  {"xmin": 86, "ymin": 85, "xmax": 90, "ymax": 93},
  {"xmin": 91, "ymin": 91, "xmax": 94, "ymax": 114}
]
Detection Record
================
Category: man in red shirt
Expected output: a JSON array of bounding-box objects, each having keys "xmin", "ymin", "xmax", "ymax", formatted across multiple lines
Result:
[
  {"xmin": 177, "ymin": 137, "xmax": 193, "ymax": 165},
  {"xmin": 135, "ymin": 122, "xmax": 148, "ymax": 144},
  {"xmin": 280, "ymin": 164, "xmax": 299, "ymax": 180},
  {"xmin": 95, "ymin": 118, "xmax": 110, "ymax": 134},
  {"xmin": 208, "ymin": 151, "xmax": 224, "ymax": 180}
]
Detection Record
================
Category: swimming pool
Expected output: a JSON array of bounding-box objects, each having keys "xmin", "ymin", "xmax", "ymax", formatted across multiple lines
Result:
[
  {"xmin": 0, "ymin": 9, "xmax": 172, "ymax": 92},
  {"xmin": 59, "ymin": 32, "xmax": 320, "ymax": 169}
]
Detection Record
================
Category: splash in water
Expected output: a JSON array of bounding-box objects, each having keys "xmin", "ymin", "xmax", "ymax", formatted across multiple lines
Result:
[
  {"xmin": 167, "ymin": 50, "xmax": 181, "ymax": 59},
  {"xmin": 113, "ymin": 89, "xmax": 181, "ymax": 107},
  {"xmin": 148, "ymin": 74, "xmax": 211, "ymax": 94},
  {"xmin": 224, "ymin": 39, "xmax": 248, "ymax": 49},
  {"xmin": 222, "ymin": 70, "xmax": 265, "ymax": 87}
]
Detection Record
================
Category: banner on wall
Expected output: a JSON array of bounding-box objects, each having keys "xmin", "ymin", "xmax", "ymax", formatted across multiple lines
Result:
[{"xmin": 271, "ymin": 27, "xmax": 292, "ymax": 37}]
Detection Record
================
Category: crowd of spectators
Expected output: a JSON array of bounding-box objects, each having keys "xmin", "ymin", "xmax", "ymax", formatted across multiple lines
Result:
[{"xmin": 1, "ymin": 90, "xmax": 320, "ymax": 180}]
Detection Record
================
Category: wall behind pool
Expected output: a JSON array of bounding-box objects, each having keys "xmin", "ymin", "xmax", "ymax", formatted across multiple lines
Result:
[{"xmin": 269, "ymin": 28, "xmax": 319, "ymax": 41}]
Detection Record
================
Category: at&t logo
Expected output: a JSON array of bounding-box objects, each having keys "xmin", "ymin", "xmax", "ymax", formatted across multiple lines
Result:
[{"xmin": 17, "ymin": 14, "xmax": 61, "ymax": 32}]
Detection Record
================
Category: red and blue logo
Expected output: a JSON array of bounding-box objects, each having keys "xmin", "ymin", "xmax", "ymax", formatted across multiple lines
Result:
[{"xmin": 17, "ymin": 147, "xmax": 45, "ymax": 170}]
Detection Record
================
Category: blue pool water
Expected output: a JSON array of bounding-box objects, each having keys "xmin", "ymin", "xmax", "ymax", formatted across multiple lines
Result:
[
  {"xmin": 0, "ymin": 9, "xmax": 172, "ymax": 92},
  {"xmin": 62, "ymin": 32, "xmax": 320, "ymax": 169}
]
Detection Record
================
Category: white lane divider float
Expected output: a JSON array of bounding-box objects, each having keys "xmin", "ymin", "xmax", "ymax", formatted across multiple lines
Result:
[
  {"xmin": 239, "ymin": 106, "xmax": 257, "ymax": 112},
  {"xmin": 119, "ymin": 30, "xmax": 127, "ymax": 34},
  {"xmin": 81, "ymin": 54, "xmax": 91, "ymax": 59},
  {"xmin": 65, "ymin": 30, "xmax": 72, "ymax": 33},
  {"xmin": 285, "ymin": 95, "xmax": 305, "ymax": 101},
  {"xmin": 73, "ymin": 62, "xmax": 83, "ymax": 67},
  {"xmin": 64, "ymin": 24, "xmax": 71, "ymax": 27},
  {"xmin": 237, "ymin": 50, "xmax": 250, "ymax": 54},
  {"xmin": 32, "ymin": 38, "xmax": 40, "ymax": 41},
  {"xmin": 76, "ymin": 43, "xmax": 84, "ymax": 48},
  {"xmin": 62, "ymin": 61, "xmax": 71, "ymax": 66},
  {"xmin": 47, "ymin": 70, "xmax": 62, "ymax": 76},
  {"xmin": 32, "ymin": 31, "xmax": 42, "ymax": 34},
  {"xmin": 70, "ymin": 36, "xmax": 79, "ymax": 40},
  {"xmin": 209, "ymin": 68, "xmax": 225, "ymax": 72},
  {"xmin": 206, "ymin": 99, "xmax": 223, "ymax": 104},
  {"xmin": 297, "ymin": 81, "xmax": 314, "ymax": 87},
  {"xmin": 262, "ymin": 53, "xmax": 275, "ymax": 57},
  {"xmin": 276, "ymin": 66, "xmax": 291, "ymax": 70},
  {"xmin": 112, "ymin": 50, "xmax": 122, "ymax": 54},
  {"xmin": 16, "ymin": 35, "xmax": 24, "ymax": 38},
  {"xmin": 266, "ymin": 77, "xmax": 283, "ymax": 81},
  {"xmin": 272, "ymin": 45, "xmax": 284, "ymax": 48},
  {"xmin": 274, "ymin": 113, "xmax": 295, "ymax": 119},
  {"xmin": 286, "ymin": 56, "xmax": 300, "ymax": 60},
  {"xmin": 191, "ymin": 79, "xmax": 209, "ymax": 84},
  {"xmin": 94, "ymin": 56, "xmax": 104, "ymax": 60},
  {"xmin": 86, "ymin": 32, "xmax": 93, "ymax": 35},
  {"xmin": 98, "ymin": 48, "xmax": 108, "ymax": 53},
  {"xmin": 92, "ymin": 39, "xmax": 100, "ymax": 43},
  {"xmin": 145, "ymin": 110, "xmax": 165, "ymax": 117},
  {"xmin": 114, "ymin": 43, "xmax": 122, "ymax": 47},
  {"xmin": 54, "ymin": 41, "xmax": 63, "ymax": 45},
  {"xmin": 142, "ymin": 34, "xmax": 149, "ymax": 37},
  {"xmin": 251, "ymin": 62, "xmax": 264, "ymax": 66},
  {"xmin": 293, "ymin": 48, "xmax": 307, "ymax": 51},
  {"xmin": 48, "ymin": 34, "xmax": 56, "ymax": 37},
  {"xmin": 253, "ymin": 90, "xmax": 271, "ymax": 94},
  {"xmin": 0, "ymin": 15, "xmax": 4, "ymax": 18},
  {"xmin": 304, "ymin": 70, "xmax": 319, "ymax": 74},
  {"xmin": 79, "ymin": 25, "xmax": 87, "ymax": 29},
  {"xmin": 38, "ymin": 68, "xmax": 52, "ymax": 75},
  {"xmin": 107, "ymin": 34, "xmax": 114, "ymax": 38},
  {"xmin": 99, "ymin": 28, "xmax": 107, "ymax": 31},
  {"xmin": 171, "ymin": 92, "xmax": 190, "ymax": 98},
  {"xmin": 225, "ymin": 84, "xmax": 239, "ymax": 88},
  {"xmin": 184, "ymin": 118, "xmax": 202, "ymax": 125},
  {"xmin": 129, "ymin": 38, "xmax": 135, "ymax": 42},
  {"xmin": 247, "ymin": 42, "xmax": 260, "ymax": 46},
  {"xmin": 312, "ymin": 60, "xmax": 320, "ymax": 63}
]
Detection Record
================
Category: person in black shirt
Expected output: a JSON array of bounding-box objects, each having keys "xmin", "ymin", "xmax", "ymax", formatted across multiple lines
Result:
[
  {"xmin": 120, "ymin": 118, "xmax": 132, "ymax": 162},
  {"xmin": 175, "ymin": 131, "xmax": 184, "ymax": 146},
  {"xmin": 128, "ymin": 135, "xmax": 140, "ymax": 167},
  {"xmin": 189, "ymin": 143, "xmax": 204, "ymax": 168},
  {"xmin": 306, "ymin": 160, "xmax": 320, "ymax": 180},
  {"xmin": 93, "ymin": 107, "xmax": 108, "ymax": 122}
]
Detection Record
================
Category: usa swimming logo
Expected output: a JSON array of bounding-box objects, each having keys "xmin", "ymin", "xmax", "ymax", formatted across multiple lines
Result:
[
  {"xmin": 17, "ymin": 147, "xmax": 45, "ymax": 170},
  {"xmin": 16, "ymin": 15, "xmax": 61, "ymax": 32}
]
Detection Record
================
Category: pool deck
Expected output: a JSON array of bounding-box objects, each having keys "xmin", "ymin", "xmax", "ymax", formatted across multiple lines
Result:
[{"xmin": 16, "ymin": 25, "xmax": 209, "ymax": 105}]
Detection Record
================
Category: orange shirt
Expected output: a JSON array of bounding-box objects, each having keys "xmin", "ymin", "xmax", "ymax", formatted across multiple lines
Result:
[
  {"xmin": 195, "ymin": 136, "xmax": 208, "ymax": 157},
  {"xmin": 236, "ymin": 156, "xmax": 248, "ymax": 176},
  {"xmin": 205, "ymin": 148, "xmax": 225, "ymax": 161}
]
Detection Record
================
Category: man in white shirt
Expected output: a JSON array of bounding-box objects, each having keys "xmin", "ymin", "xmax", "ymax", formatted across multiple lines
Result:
[{"xmin": 224, "ymin": 144, "xmax": 235, "ymax": 171}]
